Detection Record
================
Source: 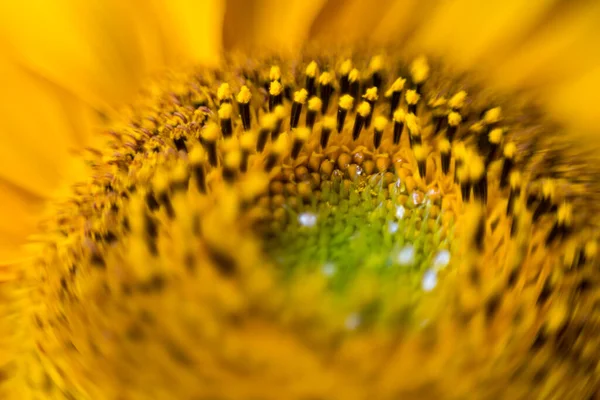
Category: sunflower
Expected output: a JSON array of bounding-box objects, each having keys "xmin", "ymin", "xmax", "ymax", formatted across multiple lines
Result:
[{"xmin": 1, "ymin": 1, "xmax": 600, "ymax": 399}]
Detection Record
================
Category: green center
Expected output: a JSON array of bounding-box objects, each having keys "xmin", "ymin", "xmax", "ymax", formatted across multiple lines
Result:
[{"xmin": 260, "ymin": 173, "xmax": 455, "ymax": 327}]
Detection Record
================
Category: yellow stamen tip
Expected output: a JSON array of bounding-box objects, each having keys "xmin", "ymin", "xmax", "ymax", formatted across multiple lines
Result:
[
  {"xmin": 308, "ymin": 96, "xmax": 322, "ymax": 112},
  {"xmin": 305, "ymin": 61, "xmax": 318, "ymax": 78},
  {"xmin": 557, "ymin": 203, "xmax": 573, "ymax": 225},
  {"xmin": 260, "ymin": 113, "xmax": 278, "ymax": 131},
  {"xmin": 340, "ymin": 59, "xmax": 353, "ymax": 75},
  {"xmin": 468, "ymin": 156, "xmax": 485, "ymax": 180},
  {"xmin": 448, "ymin": 111, "xmax": 462, "ymax": 127},
  {"xmin": 385, "ymin": 78, "xmax": 406, "ymax": 97},
  {"xmin": 270, "ymin": 66, "xmax": 281, "ymax": 81},
  {"xmin": 269, "ymin": 81, "xmax": 283, "ymax": 96},
  {"xmin": 405, "ymin": 113, "xmax": 421, "ymax": 135},
  {"xmin": 374, "ymin": 116, "xmax": 388, "ymax": 131},
  {"xmin": 448, "ymin": 91, "xmax": 467, "ymax": 109},
  {"xmin": 295, "ymin": 127, "xmax": 311, "ymax": 141},
  {"xmin": 294, "ymin": 89, "xmax": 308, "ymax": 104},
  {"xmin": 410, "ymin": 56, "xmax": 430, "ymax": 84},
  {"xmin": 363, "ymin": 87, "xmax": 379, "ymax": 102},
  {"xmin": 349, "ymin": 68, "xmax": 360, "ymax": 83},
  {"xmin": 236, "ymin": 85, "xmax": 252, "ymax": 104},
  {"xmin": 405, "ymin": 89, "xmax": 420, "ymax": 105},
  {"xmin": 240, "ymin": 132, "xmax": 256, "ymax": 150},
  {"xmin": 274, "ymin": 105, "xmax": 286, "ymax": 120},
  {"xmin": 189, "ymin": 145, "xmax": 206, "ymax": 164},
  {"xmin": 489, "ymin": 128, "xmax": 504, "ymax": 144},
  {"xmin": 202, "ymin": 122, "xmax": 220, "ymax": 141},
  {"xmin": 217, "ymin": 83, "xmax": 232, "ymax": 101},
  {"xmin": 319, "ymin": 72, "xmax": 333, "ymax": 85},
  {"xmin": 224, "ymin": 149, "xmax": 242, "ymax": 169},
  {"xmin": 357, "ymin": 101, "xmax": 372, "ymax": 117},
  {"xmin": 339, "ymin": 94, "xmax": 354, "ymax": 110},
  {"xmin": 503, "ymin": 142, "xmax": 517, "ymax": 158},
  {"xmin": 218, "ymin": 103, "xmax": 233, "ymax": 119},
  {"xmin": 322, "ymin": 116, "xmax": 336, "ymax": 131},
  {"xmin": 413, "ymin": 145, "xmax": 427, "ymax": 161},
  {"xmin": 484, "ymin": 107, "xmax": 502, "ymax": 124},
  {"xmin": 509, "ymin": 171, "xmax": 522, "ymax": 189},
  {"xmin": 393, "ymin": 108, "xmax": 406, "ymax": 123},
  {"xmin": 439, "ymin": 138, "xmax": 451, "ymax": 153},
  {"xmin": 369, "ymin": 55, "xmax": 384, "ymax": 72}
]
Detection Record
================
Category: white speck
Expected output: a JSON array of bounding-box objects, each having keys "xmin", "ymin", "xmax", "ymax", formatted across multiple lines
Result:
[
  {"xmin": 395, "ymin": 205, "xmax": 406, "ymax": 219},
  {"xmin": 421, "ymin": 269, "xmax": 438, "ymax": 292},
  {"xmin": 427, "ymin": 188, "xmax": 438, "ymax": 197},
  {"xmin": 412, "ymin": 192, "xmax": 422, "ymax": 205},
  {"xmin": 355, "ymin": 166, "xmax": 363, "ymax": 175},
  {"xmin": 433, "ymin": 250, "xmax": 451, "ymax": 270},
  {"xmin": 298, "ymin": 212, "xmax": 318, "ymax": 227},
  {"xmin": 322, "ymin": 263, "xmax": 336, "ymax": 276},
  {"xmin": 345, "ymin": 313, "xmax": 361, "ymax": 330},
  {"xmin": 396, "ymin": 245, "xmax": 415, "ymax": 266},
  {"xmin": 388, "ymin": 221, "xmax": 399, "ymax": 234},
  {"xmin": 395, "ymin": 178, "xmax": 402, "ymax": 188}
]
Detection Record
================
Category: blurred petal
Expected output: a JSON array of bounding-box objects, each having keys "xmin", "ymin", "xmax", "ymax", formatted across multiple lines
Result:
[
  {"xmin": 0, "ymin": 57, "xmax": 96, "ymax": 197},
  {"xmin": 545, "ymin": 65, "xmax": 600, "ymax": 136},
  {"xmin": 224, "ymin": 0, "xmax": 326, "ymax": 53},
  {"xmin": 406, "ymin": 0, "xmax": 559, "ymax": 71},
  {"xmin": 139, "ymin": 0, "xmax": 226, "ymax": 66},
  {"xmin": 0, "ymin": 0, "xmax": 155, "ymax": 111},
  {"xmin": 491, "ymin": 0, "xmax": 600, "ymax": 91},
  {"xmin": 308, "ymin": 0, "xmax": 395, "ymax": 46}
]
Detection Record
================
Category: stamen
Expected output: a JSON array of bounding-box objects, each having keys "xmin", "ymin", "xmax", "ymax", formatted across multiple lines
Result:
[
  {"xmin": 447, "ymin": 111, "xmax": 462, "ymax": 142},
  {"xmin": 320, "ymin": 116, "xmax": 335, "ymax": 149},
  {"xmin": 318, "ymin": 72, "xmax": 334, "ymax": 113},
  {"xmin": 393, "ymin": 108, "xmax": 405, "ymax": 145},
  {"xmin": 217, "ymin": 83, "xmax": 232, "ymax": 104},
  {"xmin": 369, "ymin": 55, "xmax": 384, "ymax": 90},
  {"xmin": 305, "ymin": 61, "xmax": 318, "ymax": 97},
  {"xmin": 306, "ymin": 96, "xmax": 322, "ymax": 130},
  {"xmin": 201, "ymin": 122, "xmax": 220, "ymax": 166},
  {"xmin": 269, "ymin": 81, "xmax": 284, "ymax": 112},
  {"xmin": 257, "ymin": 113, "xmax": 277, "ymax": 152},
  {"xmin": 218, "ymin": 103, "xmax": 233, "ymax": 138},
  {"xmin": 352, "ymin": 101, "xmax": 372, "ymax": 140},
  {"xmin": 373, "ymin": 116, "xmax": 387, "ymax": 149},
  {"xmin": 500, "ymin": 142, "xmax": 516, "ymax": 188},
  {"xmin": 386, "ymin": 77, "xmax": 406, "ymax": 118},
  {"xmin": 290, "ymin": 89, "xmax": 308, "ymax": 129},
  {"xmin": 339, "ymin": 59, "xmax": 353, "ymax": 94},
  {"xmin": 362, "ymin": 87, "xmax": 378, "ymax": 127},
  {"xmin": 189, "ymin": 145, "xmax": 207, "ymax": 193},
  {"xmin": 291, "ymin": 127, "xmax": 311, "ymax": 159},
  {"xmin": 405, "ymin": 89, "xmax": 420, "ymax": 115},
  {"xmin": 236, "ymin": 86, "xmax": 252, "ymax": 131},
  {"xmin": 337, "ymin": 94, "xmax": 354, "ymax": 132}
]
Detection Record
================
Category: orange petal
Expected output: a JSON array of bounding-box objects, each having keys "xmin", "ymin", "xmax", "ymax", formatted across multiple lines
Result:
[
  {"xmin": 308, "ymin": 0, "xmax": 395, "ymax": 47},
  {"xmin": 224, "ymin": 0, "xmax": 326, "ymax": 54}
]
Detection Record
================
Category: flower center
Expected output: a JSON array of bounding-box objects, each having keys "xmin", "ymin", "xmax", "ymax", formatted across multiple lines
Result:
[{"xmin": 10, "ymin": 50, "xmax": 600, "ymax": 399}]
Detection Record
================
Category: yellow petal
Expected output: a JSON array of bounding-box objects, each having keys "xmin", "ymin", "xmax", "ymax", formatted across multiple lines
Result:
[
  {"xmin": 137, "ymin": 0, "xmax": 226, "ymax": 66},
  {"xmin": 308, "ymin": 0, "xmax": 395, "ymax": 46},
  {"xmin": 491, "ymin": 1, "xmax": 600, "ymax": 90},
  {"xmin": 406, "ymin": 0, "xmax": 559, "ymax": 71},
  {"xmin": 0, "ymin": 57, "xmax": 96, "ymax": 197},
  {"xmin": 0, "ymin": 0, "xmax": 157, "ymax": 110},
  {"xmin": 224, "ymin": 0, "xmax": 326, "ymax": 53},
  {"xmin": 545, "ymin": 65, "xmax": 600, "ymax": 136},
  {"xmin": 0, "ymin": 179, "xmax": 43, "ymax": 267}
]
